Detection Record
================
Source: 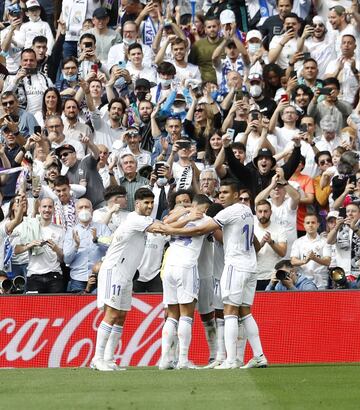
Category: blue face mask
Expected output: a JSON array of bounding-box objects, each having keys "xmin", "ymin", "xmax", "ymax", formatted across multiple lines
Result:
[
  {"xmin": 211, "ymin": 91, "xmax": 219, "ymax": 101},
  {"xmin": 64, "ymin": 73, "xmax": 77, "ymax": 82}
]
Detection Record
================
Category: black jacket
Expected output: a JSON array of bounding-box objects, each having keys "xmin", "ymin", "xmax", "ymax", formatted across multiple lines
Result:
[{"xmin": 225, "ymin": 145, "xmax": 301, "ymax": 198}]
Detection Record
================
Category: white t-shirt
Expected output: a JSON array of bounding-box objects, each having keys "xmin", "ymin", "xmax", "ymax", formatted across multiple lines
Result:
[
  {"xmin": 213, "ymin": 239, "xmax": 224, "ymax": 281},
  {"xmin": 285, "ymin": 140, "xmax": 318, "ymax": 178},
  {"xmin": 172, "ymin": 162, "xmax": 194, "ymax": 191},
  {"xmin": 290, "ymin": 234, "xmax": 329, "ymax": 288},
  {"xmin": 137, "ymin": 233, "xmax": 170, "ymax": 282},
  {"xmin": 0, "ymin": 27, "xmax": 25, "ymax": 73},
  {"xmin": 325, "ymin": 58, "xmax": 360, "ymax": 105},
  {"xmin": 107, "ymin": 42, "xmax": 154, "ymax": 71},
  {"xmin": 269, "ymin": 197, "xmax": 298, "ymax": 258},
  {"xmin": 274, "ymin": 126, "xmax": 299, "ymax": 151},
  {"xmin": 98, "ymin": 211, "xmax": 153, "ymax": 282},
  {"xmin": 93, "ymin": 207, "xmax": 130, "ymax": 234},
  {"xmin": 172, "ymin": 61, "xmax": 202, "ymax": 84},
  {"xmin": 26, "ymin": 224, "xmax": 65, "ymax": 277},
  {"xmin": 126, "ymin": 62, "xmax": 157, "ymax": 86},
  {"xmin": 19, "ymin": 20, "xmax": 54, "ymax": 53},
  {"xmin": 214, "ymin": 203, "xmax": 257, "ymax": 272},
  {"xmin": 304, "ymin": 35, "xmax": 337, "ymax": 79},
  {"xmin": 254, "ymin": 220, "xmax": 287, "ymax": 280},
  {"xmin": 166, "ymin": 215, "xmax": 210, "ymax": 268},
  {"xmin": 269, "ymin": 35, "xmax": 299, "ymax": 70}
]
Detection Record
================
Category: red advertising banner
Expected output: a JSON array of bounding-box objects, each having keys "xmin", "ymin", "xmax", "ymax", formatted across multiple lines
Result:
[{"xmin": 0, "ymin": 291, "xmax": 360, "ymax": 368}]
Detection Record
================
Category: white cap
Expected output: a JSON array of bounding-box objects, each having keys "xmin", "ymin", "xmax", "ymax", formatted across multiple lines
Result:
[
  {"xmin": 246, "ymin": 30, "xmax": 262, "ymax": 41},
  {"xmin": 313, "ymin": 16, "xmax": 325, "ymax": 25},
  {"xmin": 327, "ymin": 211, "xmax": 339, "ymax": 219},
  {"xmin": 220, "ymin": 10, "xmax": 236, "ymax": 25},
  {"xmin": 26, "ymin": 0, "xmax": 40, "ymax": 8}
]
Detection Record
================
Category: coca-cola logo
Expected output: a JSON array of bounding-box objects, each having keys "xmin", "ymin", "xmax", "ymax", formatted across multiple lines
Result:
[{"xmin": 0, "ymin": 296, "xmax": 166, "ymax": 368}]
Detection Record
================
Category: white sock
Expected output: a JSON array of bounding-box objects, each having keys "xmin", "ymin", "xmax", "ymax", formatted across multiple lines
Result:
[
  {"xmin": 224, "ymin": 315, "xmax": 238, "ymax": 363},
  {"xmin": 215, "ymin": 318, "xmax": 226, "ymax": 361},
  {"xmin": 203, "ymin": 318, "xmax": 217, "ymax": 360},
  {"xmin": 178, "ymin": 316, "xmax": 193, "ymax": 365},
  {"xmin": 242, "ymin": 314, "xmax": 263, "ymax": 357},
  {"xmin": 104, "ymin": 324, "xmax": 123, "ymax": 362},
  {"xmin": 161, "ymin": 318, "xmax": 178, "ymax": 363},
  {"xmin": 236, "ymin": 320, "xmax": 247, "ymax": 363},
  {"xmin": 94, "ymin": 321, "xmax": 113, "ymax": 360}
]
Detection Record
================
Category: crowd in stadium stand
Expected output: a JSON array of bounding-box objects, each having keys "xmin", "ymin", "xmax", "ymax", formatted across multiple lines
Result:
[{"xmin": 1, "ymin": 0, "xmax": 360, "ymax": 296}]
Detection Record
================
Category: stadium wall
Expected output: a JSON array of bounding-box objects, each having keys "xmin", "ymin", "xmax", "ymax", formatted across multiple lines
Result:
[{"xmin": 1, "ymin": 291, "xmax": 359, "ymax": 368}]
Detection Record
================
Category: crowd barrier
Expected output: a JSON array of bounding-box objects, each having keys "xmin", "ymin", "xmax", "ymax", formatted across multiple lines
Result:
[{"xmin": 1, "ymin": 291, "xmax": 360, "ymax": 368}]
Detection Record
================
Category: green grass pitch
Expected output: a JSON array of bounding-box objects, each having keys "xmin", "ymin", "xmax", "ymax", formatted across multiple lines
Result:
[{"xmin": 1, "ymin": 365, "xmax": 360, "ymax": 410}]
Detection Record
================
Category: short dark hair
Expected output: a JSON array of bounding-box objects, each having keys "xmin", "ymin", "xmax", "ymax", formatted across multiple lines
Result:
[
  {"xmin": 303, "ymin": 57, "xmax": 317, "ymax": 66},
  {"xmin": 314, "ymin": 150, "xmax": 332, "ymax": 165},
  {"xmin": 323, "ymin": 77, "xmax": 340, "ymax": 90},
  {"xmin": 157, "ymin": 61, "xmax": 176, "ymax": 76},
  {"xmin": 193, "ymin": 194, "xmax": 212, "ymax": 207},
  {"xmin": 21, "ymin": 48, "xmax": 36, "ymax": 59},
  {"xmin": 220, "ymin": 178, "xmax": 240, "ymax": 192},
  {"xmin": 232, "ymin": 142, "xmax": 246, "ymax": 152},
  {"xmin": 283, "ymin": 12, "xmax": 300, "ymax": 21},
  {"xmin": 1, "ymin": 91, "xmax": 17, "ymax": 101},
  {"xmin": 128, "ymin": 42, "xmax": 143, "ymax": 53},
  {"xmin": 104, "ymin": 185, "xmax": 127, "ymax": 201},
  {"xmin": 54, "ymin": 175, "xmax": 70, "ymax": 187},
  {"xmin": 63, "ymin": 98, "xmax": 80, "ymax": 111},
  {"xmin": 292, "ymin": 84, "xmax": 314, "ymax": 100},
  {"xmin": 108, "ymin": 97, "xmax": 126, "ymax": 112},
  {"xmin": 276, "ymin": 0, "xmax": 293, "ymax": 5},
  {"xmin": 134, "ymin": 187, "xmax": 154, "ymax": 200},
  {"xmin": 80, "ymin": 33, "xmax": 96, "ymax": 44},
  {"xmin": 32, "ymin": 35, "xmax": 47, "ymax": 45},
  {"xmin": 168, "ymin": 189, "xmax": 194, "ymax": 210},
  {"xmin": 274, "ymin": 259, "xmax": 293, "ymax": 271},
  {"xmin": 304, "ymin": 213, "xmax": 320, "ymax": 222},
  {"xmin": 256, "ymin": 199, "xmax": 271, "ymax": 209},
  {"xmin": 62, "ymin": 56, "xmax": 79, "ymax": 69}
]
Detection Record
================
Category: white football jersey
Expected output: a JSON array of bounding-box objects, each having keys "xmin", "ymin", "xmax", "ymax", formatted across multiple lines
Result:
[
  {"xmin": 214, "ymin": 203, "xmax": 257, "ymax": 272},
  {"xmin": 166, "ymin": 216, "xmax": 210, "ymax": 268},
  {"xmin": 99, "ymin": 212, "xmax": 153, "ymax": 281}
]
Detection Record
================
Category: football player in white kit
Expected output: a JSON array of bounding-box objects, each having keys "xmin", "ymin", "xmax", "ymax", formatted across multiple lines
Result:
[
  {"xmin": 159, "ymin": 194, "xmax": 213, "ymax": 370},
  {"xmin": 156, "ymin": 179, "xmax": 267, "ymax": 369},
  {"xmin": 91, "ymin": 188, "xmax": 163, "ymax": 371}
]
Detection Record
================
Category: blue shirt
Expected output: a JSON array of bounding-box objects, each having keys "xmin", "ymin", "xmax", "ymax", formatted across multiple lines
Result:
[
  {"xmin": 265, "ymin": 274, "xmax": 318, "ymax": 291},
  {"xmin": 63, "ymin": 221, "xmax": 111, "ymax": 282}
]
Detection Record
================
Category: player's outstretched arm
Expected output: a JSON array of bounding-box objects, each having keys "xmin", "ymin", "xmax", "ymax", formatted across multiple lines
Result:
[{"xmin": 154, "ymin": 219, "xmax": 220, "ymax": 237}]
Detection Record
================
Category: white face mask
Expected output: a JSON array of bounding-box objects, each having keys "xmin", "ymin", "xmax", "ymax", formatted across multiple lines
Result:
[
  {"xmin": 160, "ymin": 78, "xmax": 172, "ymax": 87},
  {"xmin": 123, "ymin": 38, "xmax": 136, "ymax": 46},
  {"xmin": 78, "ymin": 209, "xmax": 92, "ymax": 223},
  {"xmin": 248, "ymin": 43, "xmax": 261, "ymax": 53},
  {"xmin": 172, "ymin": 106, "xmax": 186, "ymax": 113},
  {"xmin": 28, "ymin": 15, "xmax": 41, "ymax": 22},
  {"xmin": 249, "ymin": 84, "xmax": 262, "ymax": 98}
]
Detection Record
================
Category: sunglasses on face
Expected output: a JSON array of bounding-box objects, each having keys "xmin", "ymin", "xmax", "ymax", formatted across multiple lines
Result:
[
  {"xmin": 60, "ymin": 151, "xmax": 73, "ymax": 158},
  {"xmin": 319, "ymin": 159, "xmax": 332, "ymax": 166},
  {"xmin": 239, "ymin": 196, "xmax": 250, "ymax": 202},
  {"xmin": 195, "ymin": 108, "xmax": 204, "ymax": 113}
]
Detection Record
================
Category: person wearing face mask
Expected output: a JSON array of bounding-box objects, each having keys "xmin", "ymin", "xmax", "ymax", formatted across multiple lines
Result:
[
  {"xmin": 247, "ymin": 73, "xmax": 277, "ymax": 119},
  {"xmin": 246, "ymin": 30, "xmax": 268, "ymax": 68},
  {"xmin": 151, "ymin": 61, "xmax": 176, "ymax": 104},
  {"xmin": 20, "ymin": 0, "xmax": 54, "ymax": 53},
  {"xmin": 107, "ymin": 20, "xmax": 153, "ymax": 70},
  {"xmin": 64, "ymin": 198, "xmax": 111, "ymax": 293}
]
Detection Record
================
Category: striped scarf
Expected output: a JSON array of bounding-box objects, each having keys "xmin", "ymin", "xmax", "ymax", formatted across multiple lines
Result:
[{"xmin": 53, "ymin": 197, "xmax": 77, "ymax": 230}]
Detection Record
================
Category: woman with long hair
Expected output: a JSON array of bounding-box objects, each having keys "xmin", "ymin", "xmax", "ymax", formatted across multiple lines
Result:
[
  {"xmin": 263, "ymin": 63, "xmax": 284, "ymax": 99},
  {"xmin": 204, "ymin": 130, "xmax": 223, "ymax": 166},
  {"xmin": 34, "ymin": 87, "xmax": 62, "ymax": 127},
  {"xmin": 184, "ymin": 95, "xmax": 222, "ymax": 154}
]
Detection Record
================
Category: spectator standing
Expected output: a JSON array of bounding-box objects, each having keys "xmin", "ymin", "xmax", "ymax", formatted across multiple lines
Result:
[{"xmin": 64, "ymin": 198, "xmax": 111, "ymax": 292}]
